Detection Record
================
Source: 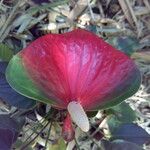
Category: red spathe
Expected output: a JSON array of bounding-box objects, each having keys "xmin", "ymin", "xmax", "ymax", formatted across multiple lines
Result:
[{"xmin": 20, "ymin": 29, "xmax": 138, "ymax": 110}]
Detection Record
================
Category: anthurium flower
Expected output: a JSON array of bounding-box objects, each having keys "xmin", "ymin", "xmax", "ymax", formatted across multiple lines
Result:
[{"xmin": 6, "ymin": 29, "xmax": 141, "ymax": 141}]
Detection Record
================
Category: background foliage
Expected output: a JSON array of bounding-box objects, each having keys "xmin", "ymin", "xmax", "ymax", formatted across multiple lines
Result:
[{"xmin": 0, "ymin": 0, "xmax": 150, "ymax": 149}]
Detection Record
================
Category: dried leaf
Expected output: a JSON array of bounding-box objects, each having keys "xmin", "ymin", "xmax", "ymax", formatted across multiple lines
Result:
[
  {"xmin": 118, "ymin": 0, "xmax": 138, "ymax": 30},
  {"xmin": 68, "ymin": 0, "xmax": 88, "ymax": 22}
]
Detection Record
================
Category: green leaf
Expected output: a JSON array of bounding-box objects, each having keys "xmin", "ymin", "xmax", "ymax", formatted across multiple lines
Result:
[
  {"xmin": 107, "ymin": 115, "xmax": 121, "ymax": 134},
  {"xmin": 27, "ymin": 0, "xmax": 69, "ymax": 15},
  {"xmin": 0, "ymin": 115, "xmax": 25, "ymax": 133},
  {"xmin": 106, "ymin": 36, "xmax": 140, "ymax": 56},
  {"xmin": 106, "ymin": 102, "xmax": 136, "ymax": 123},
  {"xmin": 49, "ymin": 138, "xmax": 66, "ymax": 150},
  {"xmin": 106, "ymin": 102, "xmax": 137, "ymax": 136},
  {"xmin": 0, "ymin": 43, "xmax": 13, "ymax": 61},
  {"xmin": 101, "ymin": 139, "xmax": 143, "ymax": 150},
  {"xmin": 111, "ymin": 123, "xmax": 150, "ymax": 146}
]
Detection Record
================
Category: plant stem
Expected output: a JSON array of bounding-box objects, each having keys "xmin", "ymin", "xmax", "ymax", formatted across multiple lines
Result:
[
  {"xmin": 44, "ymin": 121, "xmax": 53, "ymax": 149},
  {"xmin": 19, "ymin": 110, "xmax": 53, "ymax": 149},
  {"xmin": 20, "ymin": 121, "xmax": 50, "ymax": 150},
  {"xmin": 74, "ymin": 138, "xmax": 81, "ymax": 150},
  {"xmin": 85, "ymin": 132, "xmax": 103, "ymax": 150}
]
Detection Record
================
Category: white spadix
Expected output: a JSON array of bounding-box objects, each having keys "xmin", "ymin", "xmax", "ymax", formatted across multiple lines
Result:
[{"xmin": 67, "ymin": 101, "xmax": 90, "ymax": 132}]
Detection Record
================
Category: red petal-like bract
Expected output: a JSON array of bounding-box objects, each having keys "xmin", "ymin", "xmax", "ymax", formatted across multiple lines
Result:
[{"xmin": 18, "ymin": 29, "xmax": 140, "ymax": 110}]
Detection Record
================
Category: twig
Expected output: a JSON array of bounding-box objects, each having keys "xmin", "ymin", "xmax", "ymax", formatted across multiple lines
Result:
[
  {"xmin": 0, "ymin": 0, "xmax": 4, "ymax": 6},
  {"xmin": 87, "ymin": 0, "xmax": 95, "ymax": 21},
  {"xmin": 74, "ymin": 138, "xmax": 81, "ymax": 150},
  {"xmin": 68, "ymin": 0, "xmax": 88, "ymax": 22},
  {"xmin": 21, "ymin": 109, "xmax": 54, "ymax": 144},
  {"xmin": 20, "ymin": 121, "xmax": 50, "ymax": 150},
  {"xmin": 85, "ymin": 132, "xmax": 103, "ymax": 149},
  {"xmin": 0, "ymin": 0, "xmax": 23, "ymax": 42},
  {"xmin": 97, "ymin": 0, "xmax": 105, "ymax": 18},
  {"xmin": 118, "ymin": 0, "xmax": 141, "ymax": 36},
  {"xmin": 22, "ymin": 119, "xmax": 48, "ymax": 147},
  {"xmin": 143, "ymin": 0, "xmax": 150, "ymax": 10},
  {"xmin": 44, "ymin": 121, "xmax": 53, "ymax": 149}
]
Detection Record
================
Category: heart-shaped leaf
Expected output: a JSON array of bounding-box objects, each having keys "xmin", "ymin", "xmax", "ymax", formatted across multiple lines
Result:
[
  {"xmin": 0, "ymin": 115, "xmax": 25, "ymax": 150},
  {"xmin": 101, "ymin": 139, "xmax": 143, "ymax": 150},
  {"xmin": 107, "ymin": 36, "xmax": 140, "ymax": 56},
  {"xmin": 0, "ymin": 62, "xmax": 36, "ymax": 109},
  {"xmin": 111, "ymin": 123, "xmax": 150, "ymax": 145},
  {"xmin": 0, "ymin": 129, "xmax": 14, "ymax": 150}
]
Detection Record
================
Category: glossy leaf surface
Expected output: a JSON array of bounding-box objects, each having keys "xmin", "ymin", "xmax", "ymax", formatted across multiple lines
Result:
[
  {"xmin": 6, "ymin": 29, "xmax": 141, "ymax": 110},
  {"xmin": 112, "ymin": 123, "xmax": 150, "ymax": 145},
  {"xmin": 0, "ymin": 62, "xmax": 36, "ymax": 109},
  {"xmin": 106, "ymin": 102, "xmax": 136, "ymax": 123}
]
